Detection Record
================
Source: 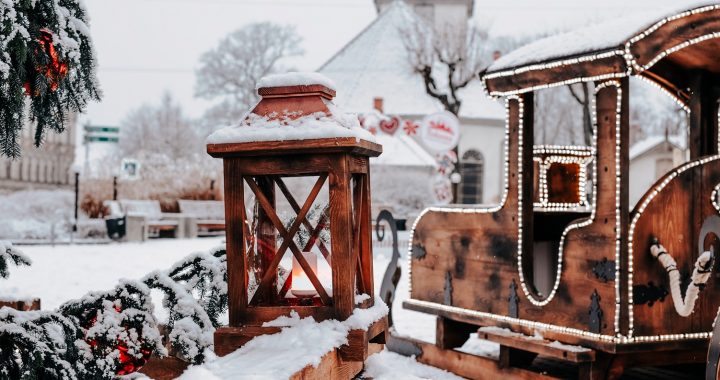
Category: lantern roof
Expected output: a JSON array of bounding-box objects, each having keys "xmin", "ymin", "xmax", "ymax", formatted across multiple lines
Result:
[{"xmin": 207, "ymin": 72, "xmax": 382, "ymax": 158}]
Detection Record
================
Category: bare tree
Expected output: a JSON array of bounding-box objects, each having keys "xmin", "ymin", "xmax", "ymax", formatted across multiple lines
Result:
[
  {"xmin": 399, "ymin": 18, "xmax": 491, "ymax": 116},
  {"xmin": 195, "ymin": 22, "xmax": 303, "ymax": 126},
  {"xmin": 119, "ymin": 92, "xmax": 201, "ymax": 161},
  {"xmin": 567, "ymin": 83, "xmax": 594, "ymax": 146}
]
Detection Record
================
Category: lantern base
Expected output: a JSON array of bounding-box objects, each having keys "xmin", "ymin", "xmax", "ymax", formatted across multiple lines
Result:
[{"xmin": 215, "ymin": 311, "xmax": 387, "ymax": 354}]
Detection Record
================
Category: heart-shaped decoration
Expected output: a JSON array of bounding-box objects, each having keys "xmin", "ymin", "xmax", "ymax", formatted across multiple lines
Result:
[{"xmin": 379, "ymin": 116, "xmax": 400, "ymax": 135}]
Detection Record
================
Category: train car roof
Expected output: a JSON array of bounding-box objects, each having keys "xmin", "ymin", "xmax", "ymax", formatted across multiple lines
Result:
[{"xmin": 482, "ymin": 2, "xmax": 720, "ymax": 103}]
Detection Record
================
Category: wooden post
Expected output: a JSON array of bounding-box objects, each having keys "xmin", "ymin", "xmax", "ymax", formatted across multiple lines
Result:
[
  {"xmin": 518, "ymin": 93, "xmax": 535, "ymax": 292},
  {"xmin": 331, "ymin": 155, "xmax": 355, "ymax": 320},
  {"xmin": 254, "ymin": 176, "xmax": 277, "ymax": 305},
  {"xmin": 225, "ymin": 159, "xmax": 248, "ymax": 325},
  {"xmin": 689, "ymin": 71, "xmax": 720, "ymax": 160},
  {"xmin": 594, "ymin": 78, "xmax": 630, "ymax": 334}
]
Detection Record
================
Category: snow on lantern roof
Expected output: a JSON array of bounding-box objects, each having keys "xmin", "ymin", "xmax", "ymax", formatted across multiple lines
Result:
[
  {"xmin": 488, "ymin": 1, "xmax": 718, "ymax": 73},
  {"xmin": 256, "ymin": 72, "xmax": 337, "ymax": 91},
  {"xmin": 206, "ymin": 73, "xmax": 377, "ymax": 146}
]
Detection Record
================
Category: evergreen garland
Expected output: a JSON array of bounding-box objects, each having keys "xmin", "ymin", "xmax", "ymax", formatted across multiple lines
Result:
[
  {"xmin": 0, "ymin": 0, "xmax": 100, "ymax": 157},
  {"xmin": 58, "ymin": 280, "xmax": 166, "ymax": 377},
  {"xmin": 0, "ymin": 241, "xmax": 31, "ymax": 279},
  {"xmin": 167, "ymin": 247, "xmax": 228, "ymax": 327},
  {"xmin": 0, "ymin": 244, "xmax": 228, "ymax": 378}
]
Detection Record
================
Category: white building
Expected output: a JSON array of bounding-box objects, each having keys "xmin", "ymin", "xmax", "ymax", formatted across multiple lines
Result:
[
  {"xmin": 629, "ymin": 135, "xmax": 686, "ymax": 207},
  {"xmin": 319, "ymin": 0, "xmax": 506, "ymax": 205},
  {"xmin": 0, "ymin": 114, "xmax": 77, "ymax": 191}
]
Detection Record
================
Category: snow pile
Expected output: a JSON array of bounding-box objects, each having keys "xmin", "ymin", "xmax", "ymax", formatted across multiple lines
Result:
[
  {"xmin": 489, "ymin": 1, "xmax": 718, "ymax": 72},
  {"xmin": 546, "ymin": 340, "xmax": 592, "ymax": 353},
  {"xmin": 456, "ymin": 332, "xmax": 500, "ymax": 359},
  {"xmin": 0, "ymin": 190, "xmax": 74, "ymax": 240},
  {"xmin": 178, "ymin": 296, "xmax": 388, "ymax": 380},
  {"xmin": 256, "ymin": 72, "xmax": 336, "ymax": 91},
  {"xmin": 363, "ymin": 350, "xmax": 465, "ymax": 380}
]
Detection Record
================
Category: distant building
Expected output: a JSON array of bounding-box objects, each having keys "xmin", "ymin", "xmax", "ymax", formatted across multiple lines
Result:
[
  {"xmin": 319, "ymin": 0, "xmax": 506, "ymax": 204},
  {"xmin": 629, "ymin": 134, "xmax": 686, "ymax": 207},
  {"xmin": 0, "ymin": 114, "xmax": 77, "ymax": 191}
]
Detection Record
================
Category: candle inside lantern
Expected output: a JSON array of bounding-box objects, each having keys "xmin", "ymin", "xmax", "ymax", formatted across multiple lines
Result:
[{"xmin": 291, "ymin": 251, "xmax": 318, "ymax": 298}]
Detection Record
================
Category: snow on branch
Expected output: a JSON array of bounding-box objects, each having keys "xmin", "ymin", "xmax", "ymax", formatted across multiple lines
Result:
[{"xmin": 0, "ymin": 241, "xmax": 31, "ymax": 279}]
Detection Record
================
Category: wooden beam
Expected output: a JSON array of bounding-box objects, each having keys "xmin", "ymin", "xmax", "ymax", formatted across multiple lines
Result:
[{"xmin": 224, "ymin": 160, "xmax": 248, "ymax": 325}]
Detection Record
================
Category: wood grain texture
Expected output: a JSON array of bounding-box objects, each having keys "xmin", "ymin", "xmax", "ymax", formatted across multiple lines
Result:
[
  {"xmin": 630, "ymin": 157, "xmax": 720, "ymax": 338},
  {"xmin": 409, "ymin": 85, "xmax": 626, "ymax": 338}
]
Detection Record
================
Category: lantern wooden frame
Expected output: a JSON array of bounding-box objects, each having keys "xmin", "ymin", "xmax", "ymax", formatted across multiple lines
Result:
[{"xmin": 208, "ymin": 83, "xmax": 383, "ymax": 355}]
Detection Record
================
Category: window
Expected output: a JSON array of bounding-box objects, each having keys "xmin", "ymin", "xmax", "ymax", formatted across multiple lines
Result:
[{"xmin": 460, "ymin": 150, "xmax": 484, "ymax": 204}]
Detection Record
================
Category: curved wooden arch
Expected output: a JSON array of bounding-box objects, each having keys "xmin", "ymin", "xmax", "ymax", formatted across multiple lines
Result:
[{"xmin": 483, "ymin": 5, "xmax": 720, "ymax": 101}]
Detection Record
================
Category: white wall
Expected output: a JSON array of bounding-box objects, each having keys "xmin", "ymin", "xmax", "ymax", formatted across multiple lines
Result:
[
  {"xmin": 459, "ymin": 122, "xmax": 506, "ymax": 204},
  {"xmin": 628, "ymin": 144, "xmax": 684, "ymax": 209}
]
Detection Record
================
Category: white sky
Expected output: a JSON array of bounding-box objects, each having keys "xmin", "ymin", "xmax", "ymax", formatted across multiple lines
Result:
[{"xmin": 80, "ymin": 0, "xmax": 696, "ymax": 128}]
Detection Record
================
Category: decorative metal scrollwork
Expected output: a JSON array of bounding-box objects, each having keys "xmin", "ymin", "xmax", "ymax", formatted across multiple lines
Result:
[{"xmin": 377, "ymin": 210, "xmax": 401, "ymax": 327}]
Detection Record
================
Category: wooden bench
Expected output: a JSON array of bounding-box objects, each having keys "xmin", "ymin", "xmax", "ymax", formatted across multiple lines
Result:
[
  {"xmin": 178, "ymin": 200, "xmax": 225, "ymax": 237},
  {"xmin": 108, "ymin": 200, "xmax": 186, "ymax": 241}
]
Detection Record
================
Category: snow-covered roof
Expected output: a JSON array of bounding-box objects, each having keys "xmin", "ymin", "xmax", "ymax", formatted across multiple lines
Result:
[
  {"xmin": 371, "ymin": 131, "xmax": 437, "ymax": 167},
  {"xmin": 629, "ymin": 134, "xmax": 686, "ymax": 160},
  {"xmin": 489, "ymin": 1, "xmax": 718, "ymax": 72},
  {"xmin": 319, "ymin": 1, "xmax": 504, "ymax": 122}
]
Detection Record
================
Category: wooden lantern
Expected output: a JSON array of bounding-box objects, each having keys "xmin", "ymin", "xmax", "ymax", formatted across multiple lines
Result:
[{"xmin": 208, "ymin": 80, "xmax": 383, "ymax": 356}]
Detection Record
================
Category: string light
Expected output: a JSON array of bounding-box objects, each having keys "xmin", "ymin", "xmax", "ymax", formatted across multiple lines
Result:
[
  {"xmin": 626, "ymin": 154, "xmax": 720, "ymax": 337},
  {"xmin": 407, "ymin": 5, "xmax": 720, "ymax": 344},
  {"xmin": 484, "ymin": 4, "xmax": 720, "ymax": 98}
]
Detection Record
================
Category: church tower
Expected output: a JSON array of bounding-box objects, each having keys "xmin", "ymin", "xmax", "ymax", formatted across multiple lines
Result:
[{"xmin": 374, "ymin": 0, "xmax": 474, "ymax": 31}]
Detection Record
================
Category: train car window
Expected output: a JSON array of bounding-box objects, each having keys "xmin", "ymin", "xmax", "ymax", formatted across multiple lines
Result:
[
  {"xmin": 628, "ymin": 77, "xmax": 689, "ymax": 209},
  {"xmin": 530, "ymin": 84, "xmax": 594, "ymax": 299}
]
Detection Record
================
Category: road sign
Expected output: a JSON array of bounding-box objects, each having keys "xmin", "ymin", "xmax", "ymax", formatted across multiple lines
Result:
[{"xmin": 84, "ymin": 124, "xmax": 119, "ymax": 143}]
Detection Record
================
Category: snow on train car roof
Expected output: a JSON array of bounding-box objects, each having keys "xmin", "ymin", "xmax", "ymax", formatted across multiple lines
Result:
[{"xmin": 488, "ymin": 1, "xmax": 719, "ymax": 73}]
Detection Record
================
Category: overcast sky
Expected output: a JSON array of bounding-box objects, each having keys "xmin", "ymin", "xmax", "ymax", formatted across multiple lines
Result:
[{"xmin": 80, "ymin": 0, "xmax": 696, "ymax": 128}]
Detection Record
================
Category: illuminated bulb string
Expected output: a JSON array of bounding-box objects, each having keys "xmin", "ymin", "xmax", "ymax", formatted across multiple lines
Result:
[
  {"xmin": 483, "ymin": 5, "xmax": 720, "ymax": 98},
  {"xmin": 626, "ymin": 154, "xmax": 720, "ymax": 337},
  {"xmin": 406, "ymin": 97, "xmax": 514, "ymax": 294}
]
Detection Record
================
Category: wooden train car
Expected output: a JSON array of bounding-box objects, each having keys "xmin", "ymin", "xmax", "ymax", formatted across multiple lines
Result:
[{"xmin": 399, "ymin": 3, "xmax": 720, "ymax": 378}]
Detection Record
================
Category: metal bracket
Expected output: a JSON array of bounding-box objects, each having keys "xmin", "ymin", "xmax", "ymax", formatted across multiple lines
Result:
[{"xmin": 592, "ymin": 258, "xmax": 616, "ymax": 282}]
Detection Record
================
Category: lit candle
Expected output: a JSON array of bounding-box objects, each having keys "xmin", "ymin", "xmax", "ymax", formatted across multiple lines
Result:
[{"xmin": 291, "ymin": 251, "xmax": 318, "ymax": 298}]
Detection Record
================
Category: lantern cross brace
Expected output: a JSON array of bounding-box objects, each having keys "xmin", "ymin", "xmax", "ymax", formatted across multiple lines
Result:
[
  {"xmin": 246, "ymin": 175, "xmax": 332, "ymax": 305},
  {"xmin": 274, "ymin": 177, "xmax": 332, "ymax": 265},
  {"xmin": 352, "ymin": 175, "xmax": 367, "ymax": 295}
]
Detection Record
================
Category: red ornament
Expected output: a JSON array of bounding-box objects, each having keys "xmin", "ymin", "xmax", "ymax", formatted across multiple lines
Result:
[
  {"xmin": 403, "ymin": 120, "xmax": 419, "ymax": 136},
  {"xmin": 24, "ymin": 29, "xmax": 69, "ymax": 96},
  {"xmin": 379, "ymin": 116, "xmax": 400, "ymax": 135},
  {"xmin": 368, "ymin": 126, "xmax": 378, "ymax": 135},
  {"xmin": 84, "ymin": 304, "xmax": 154, "ymax": 376}
]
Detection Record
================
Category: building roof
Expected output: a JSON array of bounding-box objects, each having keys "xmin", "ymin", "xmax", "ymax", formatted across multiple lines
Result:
[
  {"xmin": 371, "ymin": 130, "xmax": 438, "ymax": 167},
  {"xmin": 319, "ymin": 1, "xmax": 504, "ymax": 122},
  {"xmin": 629, "ymin": 135, "xmax": 685, "ymax": 160}
]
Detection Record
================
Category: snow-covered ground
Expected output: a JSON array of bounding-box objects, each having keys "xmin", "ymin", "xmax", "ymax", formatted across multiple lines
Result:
[{"xmin": 2, "ymin": 232, "xmax": 480, "ymax": 379}]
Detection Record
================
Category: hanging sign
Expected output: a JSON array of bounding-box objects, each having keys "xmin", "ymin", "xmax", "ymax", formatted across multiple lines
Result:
[
  {"xmin": 420, "ymin": 112, "xmax": 460, "ymax": 154},
  {"xmin": 120, "ymin": 159, "xmax": 141, "ymax": 181}
]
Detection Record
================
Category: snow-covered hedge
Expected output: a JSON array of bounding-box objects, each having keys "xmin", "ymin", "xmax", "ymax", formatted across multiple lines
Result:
[{"xmin": 0, "ymin": 190, "xmax": 74, "ymax": 240}]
